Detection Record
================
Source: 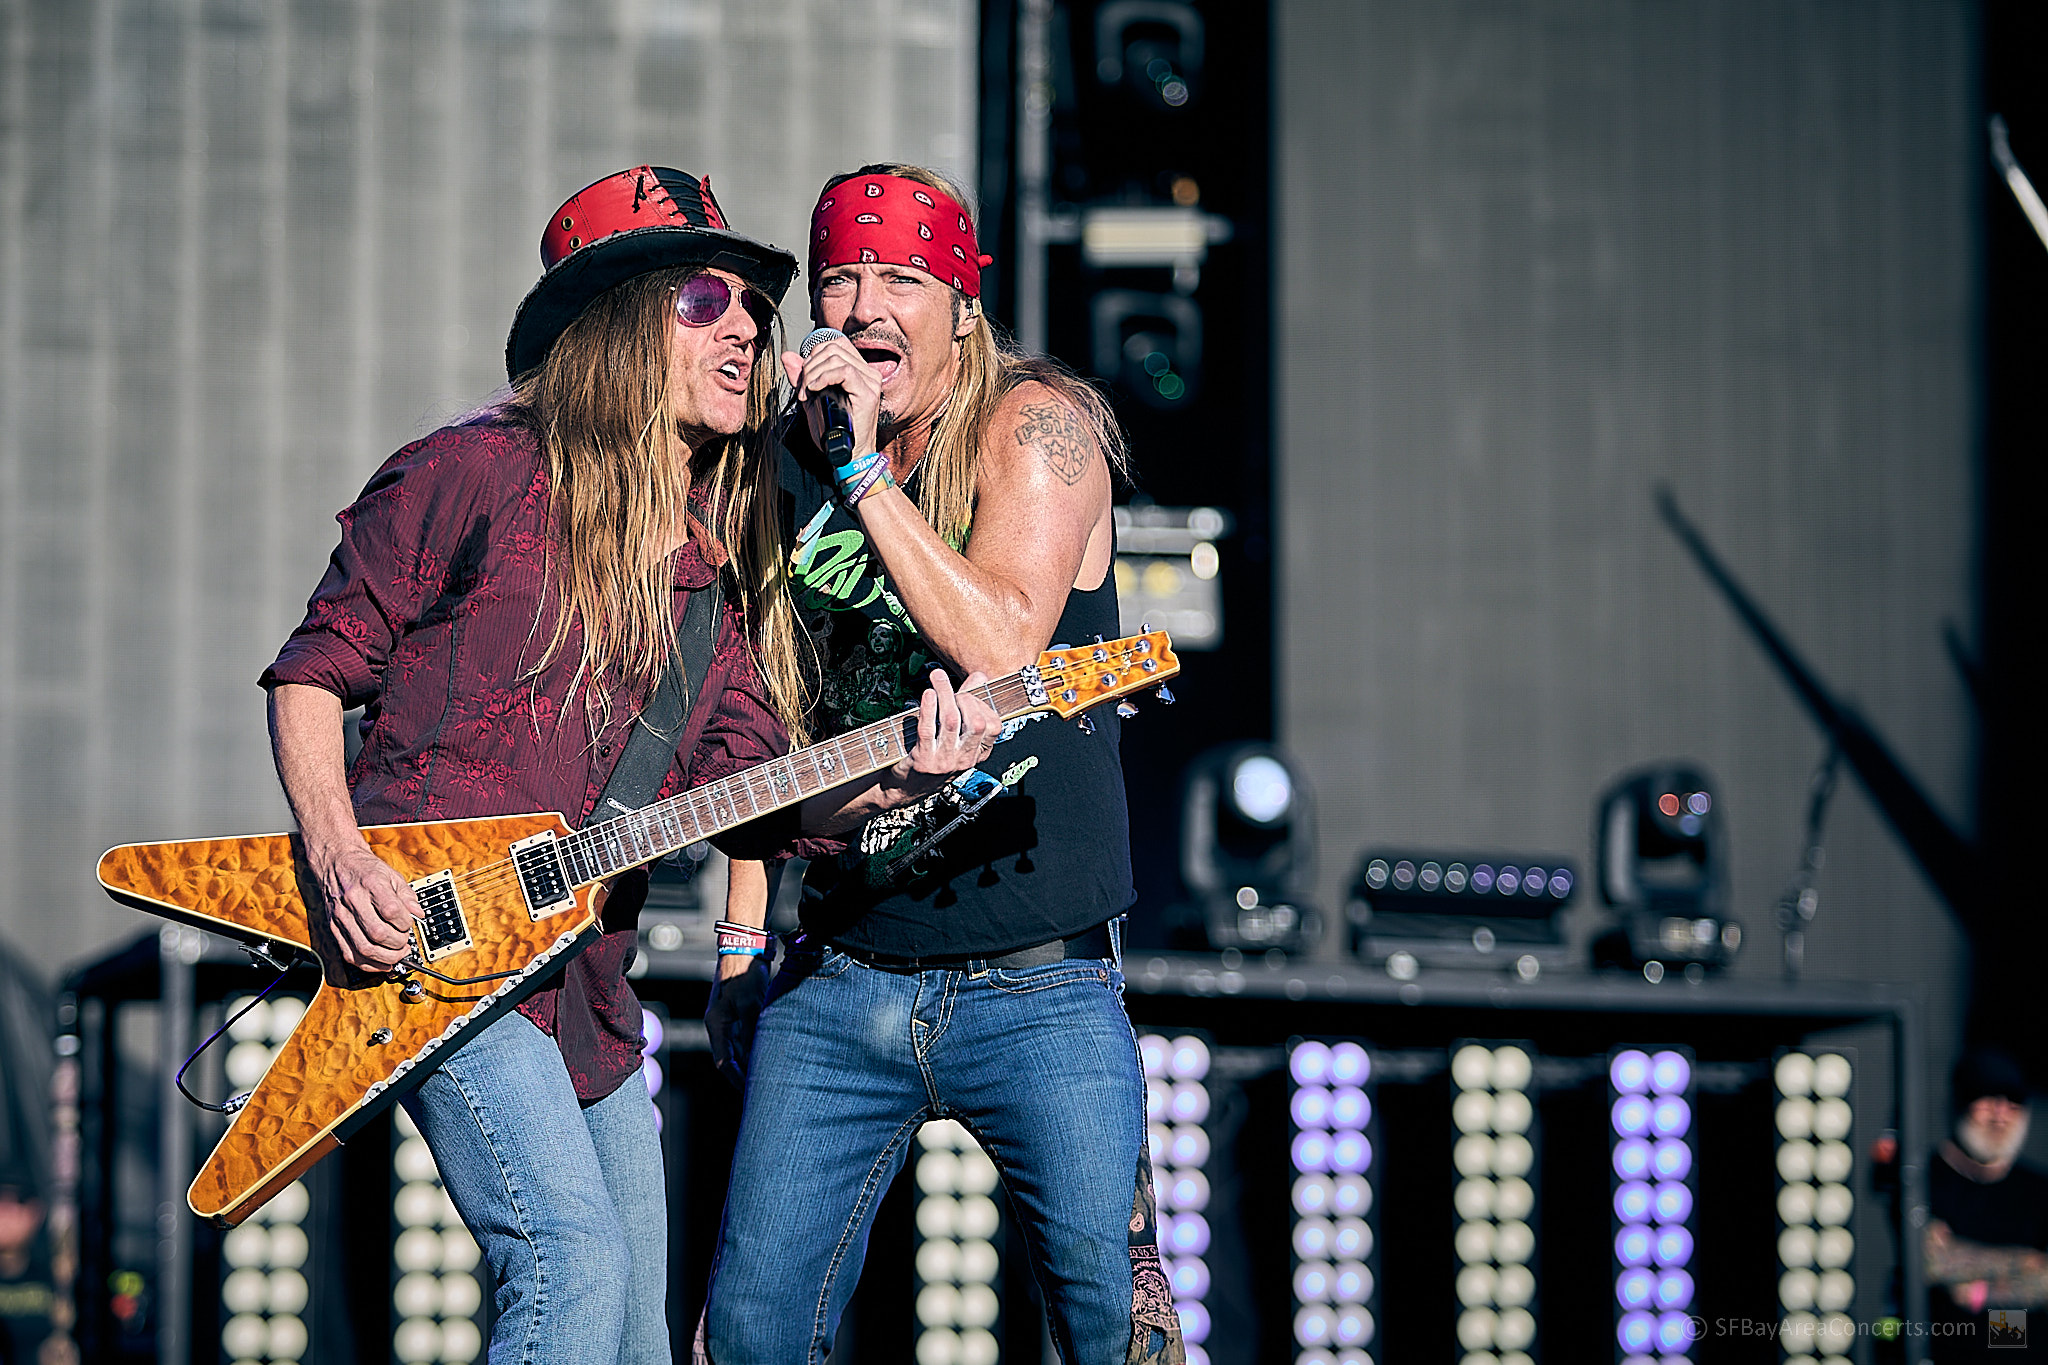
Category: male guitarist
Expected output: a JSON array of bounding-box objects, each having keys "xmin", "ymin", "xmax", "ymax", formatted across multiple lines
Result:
[
  {"xmin": 260, "ymin": 167, "xmax": 999, "ymax": 1365},
  {"xmin": 701, "ymin": 165, "xmax": 1183, "ymax": 1363}
]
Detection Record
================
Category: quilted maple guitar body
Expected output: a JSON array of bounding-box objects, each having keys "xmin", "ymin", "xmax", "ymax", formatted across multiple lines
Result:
[{"xmin": 97, "ymin": 814, "xmax": 600, "ymax": 1225}]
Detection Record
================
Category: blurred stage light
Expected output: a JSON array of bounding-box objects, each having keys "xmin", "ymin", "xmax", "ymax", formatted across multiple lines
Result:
[
  {"xmin": 1291, "ymin": 1038, "xmax": 1377, "ymax": 1365},
  {"xmin": 913, "ymin": 1119, "xmax": 1004, "ymax": 1365},
  {"xmin": 1345, "ymin": 851, "xmax": 1576, "ymax": 974},
  {"xmin": 1775, "ymin": 1050, "xmax": 1856, "ymax": 1363},
  {"xmin": 1452, "ymin": 1043, "xmax": 1537, "ymax": 1365},
  {"xmin": 1143, "ymin": 1032, "xmax": 1216, "ymax": 1364},
  {"xmin": 1611, "ymin": 1045, "xmax": 1696, "ymax": 1364},
  {"xmin": 217, "ymin": 997, "xmax": 314, "ymax": 1365},
  {"xmin": 389, "ymin": 1105, "xmax": 485, "ymax": 1365},
  {"xmin": 1176, "ymin": 745, "xmax": 1318, "ymax": 952},
  {"xmin": 1594, "ymin": 766, "xmax": 1740, "ymax": 973}
]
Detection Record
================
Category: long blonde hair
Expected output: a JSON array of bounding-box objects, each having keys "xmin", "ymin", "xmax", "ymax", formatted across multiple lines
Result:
[
  {"xmin": 490, "ymin": 266, "xmax": 813, "ymax": 743},
  {"xmin": 814, "ymin": 164, "xmax": 1130, "ymax": 550}
]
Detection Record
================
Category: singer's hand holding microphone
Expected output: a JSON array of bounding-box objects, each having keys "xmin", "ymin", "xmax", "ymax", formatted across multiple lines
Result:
[{"xmin": 784, "ymin": 327, "xmax": 893, "ymax": 506}]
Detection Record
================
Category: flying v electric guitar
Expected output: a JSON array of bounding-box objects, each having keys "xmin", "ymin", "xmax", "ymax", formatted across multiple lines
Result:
[{"xmin": 98, "ymin": 632, "xmax": 1179, "ymax": 1226}]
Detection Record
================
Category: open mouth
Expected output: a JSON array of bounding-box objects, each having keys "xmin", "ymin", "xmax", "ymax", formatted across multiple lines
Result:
[
  {"xmin": 857, "ymin": 345, "xmax": 903, "ymax": 384},
  {"xmin": 715, "ymin": 356, "xmax": 749, "ymax": 390}
]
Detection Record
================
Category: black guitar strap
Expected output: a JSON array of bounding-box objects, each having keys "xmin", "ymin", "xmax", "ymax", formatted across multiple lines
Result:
[{"xmin": 590, "ymin": 580, "xmax": 723, "ymax": 825}]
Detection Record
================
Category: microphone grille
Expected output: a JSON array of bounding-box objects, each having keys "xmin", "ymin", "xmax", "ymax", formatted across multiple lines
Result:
[{"xmin": 798, "ymin": 326, "xmax": 845, "ymax": 359}]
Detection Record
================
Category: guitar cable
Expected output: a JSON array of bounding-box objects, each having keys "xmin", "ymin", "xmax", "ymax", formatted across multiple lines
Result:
[{"xmin": 175, "ymin": 949, "xmax": 300, "ymax": 1114}]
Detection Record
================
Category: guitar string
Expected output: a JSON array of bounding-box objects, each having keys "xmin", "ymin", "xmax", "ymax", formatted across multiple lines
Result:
[
  {"xmin": 421, "ymin": 650, "xmax": 1144, "ymax": 914},
  {"xmin": 425, "ymin": 669, "xmax": 1048, "ymax": 906}
]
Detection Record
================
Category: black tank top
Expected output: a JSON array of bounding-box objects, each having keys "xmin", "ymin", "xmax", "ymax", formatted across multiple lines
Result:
[{"xmin": 780, "ymin": 441, "xmax": 1136, "ymax": 956}]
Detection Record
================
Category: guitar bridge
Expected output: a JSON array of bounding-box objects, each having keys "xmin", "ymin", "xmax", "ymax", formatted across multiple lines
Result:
[
  {"xmin": 510, "ymin": 831, "xmax": 576, "ymax": 921},
  {"xmin": 410, "ymin": 870, "xmax": 471, "ymax": 961}
]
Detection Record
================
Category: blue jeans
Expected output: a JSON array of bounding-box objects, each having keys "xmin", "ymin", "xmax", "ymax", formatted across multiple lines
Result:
[
  {"xmin": 401, "ymin": 1010, "xmax": 669, "ymax": 1365},
  {"xmin": 702, "ymin": 942, "xmax": 1148, "ymax": 1364}
]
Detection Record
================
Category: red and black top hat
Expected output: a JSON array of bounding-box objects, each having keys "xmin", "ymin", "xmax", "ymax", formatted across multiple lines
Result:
[{"xmin": 505, "ymin": 166, "xmax": 799, "ymax": 380}]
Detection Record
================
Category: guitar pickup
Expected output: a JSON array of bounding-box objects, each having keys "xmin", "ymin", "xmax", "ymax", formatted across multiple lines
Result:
[
  {"xmin": 410, "ymin": 870, "xmax": 471, "ymax": 961},
  {"xmin": 510, "ymin": 832, "xmax": 576, "ymax": 921}
]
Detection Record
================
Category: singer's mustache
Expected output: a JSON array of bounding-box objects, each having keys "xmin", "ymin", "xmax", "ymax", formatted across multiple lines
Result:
[{"xmin": 843, "ymin": 324, "xmax": 910, "ymax": 357}]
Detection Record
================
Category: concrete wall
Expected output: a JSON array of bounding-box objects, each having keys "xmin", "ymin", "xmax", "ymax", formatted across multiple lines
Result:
[
  {"xmin": 1276, "ymin": 0, "xmax": 1978, "ymax": 1079},
  {"xmin": 0, "ymin": 0, "xmax": 976, "ymax": 977}
]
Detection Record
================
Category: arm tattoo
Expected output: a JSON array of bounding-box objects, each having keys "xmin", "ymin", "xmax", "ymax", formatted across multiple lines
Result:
[{"xmin": 1015, "ymin": 401, "xmax": 1091, "ymax": 486}]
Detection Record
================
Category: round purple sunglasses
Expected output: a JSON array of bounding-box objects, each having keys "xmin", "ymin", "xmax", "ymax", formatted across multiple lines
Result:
[{"xmin": 675, "ymin": 273, "xmax": 776, "ymax": 337}]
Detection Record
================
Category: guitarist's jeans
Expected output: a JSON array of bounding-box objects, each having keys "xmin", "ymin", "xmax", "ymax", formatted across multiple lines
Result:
[
  {"xmin": 402, "ymin": 1010, "xmax": 669, "ymax": 1365},
  {"xmin": 703, "ymin": 945, "xmax": 1148, "ymax": 1364}
]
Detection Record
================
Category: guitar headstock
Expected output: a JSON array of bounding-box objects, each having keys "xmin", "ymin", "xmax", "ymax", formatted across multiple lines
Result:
[{"xmin": 1030, "ymin": 631, "xmax": 1180, "ymax": 719}]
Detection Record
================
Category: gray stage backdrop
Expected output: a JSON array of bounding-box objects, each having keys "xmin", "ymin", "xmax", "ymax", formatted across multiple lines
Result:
[
  {"xmin": 0, "ymin": 0, "xmax": 1984, "ymax": 1108},
  {"xmin": 0, "ymin": 0, "xmax": 974, "ymax": 976},
  {"xmin": 1278, "ymin": 0, "xmax": 1978, "ymax": 1078}
]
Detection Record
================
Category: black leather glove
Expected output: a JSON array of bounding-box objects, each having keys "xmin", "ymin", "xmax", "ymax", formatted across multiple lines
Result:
[{"xmin": 704, "ymin": 957, "xmax": 770, "ymax": 1090}]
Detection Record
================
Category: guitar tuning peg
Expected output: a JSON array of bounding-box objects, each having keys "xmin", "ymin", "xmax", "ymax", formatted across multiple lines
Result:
[
  {"xmin": 1076, "ymin": 714, "xmax": 1097, "ymax": 735},
  {"xmin": 1139, "ymin": 620, "xmax": 1151, "ymax": 632},
  {"xmin": 1115, "ymin": 700, "xmax": 1139, "ymax": 719},
  {"xmin": 1093, "ymin": 634, "xmax": 1105, "ymax": 644},
  {"xmin": 1154, "ymin": 686, "xmax": 1175, "ymax": 705}
]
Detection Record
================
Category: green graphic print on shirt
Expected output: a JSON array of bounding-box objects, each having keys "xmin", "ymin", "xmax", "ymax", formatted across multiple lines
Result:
[{"xmin": 791, "ymin": 521, "xmax": 1044, "ymax": 890}]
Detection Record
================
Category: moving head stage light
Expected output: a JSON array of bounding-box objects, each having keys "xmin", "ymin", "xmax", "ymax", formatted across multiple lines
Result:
[
  {"xmin": 1171, "ymin": 744, "xmax": 1319, "ymax": 954},
  {"xmin": 1593, "ymin": 764, "xmax": 1742, "ymax": 975}
]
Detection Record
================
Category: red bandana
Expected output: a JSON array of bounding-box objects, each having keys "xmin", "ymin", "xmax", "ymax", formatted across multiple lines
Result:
[{"xmin": 809, "ymin": 175, "xmax": 995, "ymax": 298}]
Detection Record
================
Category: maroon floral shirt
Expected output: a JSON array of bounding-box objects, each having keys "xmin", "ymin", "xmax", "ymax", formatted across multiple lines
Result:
[{"xmin": 261, "ymin": 419, "xmax": 793, "ymax": 1100}]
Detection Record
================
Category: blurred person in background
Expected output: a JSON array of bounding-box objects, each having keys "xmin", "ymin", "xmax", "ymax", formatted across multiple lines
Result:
[{"xmin": 1927, "ymin": 1048, "xmax": 2048, "ymax": 1358}]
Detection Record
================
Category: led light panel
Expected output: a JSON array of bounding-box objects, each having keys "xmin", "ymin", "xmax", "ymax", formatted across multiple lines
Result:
[
  {"xmin": 1143, "ymin": 1032, "xmax": 1218, "ymax": 1365},
  {"xmin": 1774, "ymin": 1050, "xmax": 1856, "ymax": 1364},
  {"xmin": 1288, "ymin": 1038, "xmax": 1378, "ymax": 1365},
  {"xmin": 1452, "ymin": 1042, "xmax": 1538, "ymax": 1365},
  {"xmin": 913, "ymin": 1119, "xmax": 1003, "ymax": 1365},
  {"xmin": 1611, "ymin": 1046, "xmax": 1696, "ymax": 1365}
]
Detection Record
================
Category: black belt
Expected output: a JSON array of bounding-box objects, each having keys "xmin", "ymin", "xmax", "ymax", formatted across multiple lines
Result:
[{"xmin": 810, "ymin": 919, "xmax": 1117, "ymax": 973}]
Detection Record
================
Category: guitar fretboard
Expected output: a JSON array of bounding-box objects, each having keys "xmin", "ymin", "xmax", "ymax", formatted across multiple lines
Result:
[{"xmin": 556, "ymin": 670, "xmax": 1046, "ymax": 887}]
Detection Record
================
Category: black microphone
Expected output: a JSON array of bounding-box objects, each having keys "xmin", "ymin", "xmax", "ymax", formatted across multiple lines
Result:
[{"xmin": 797, "ymin": 326, "xmax": 855, "ymax": 461}]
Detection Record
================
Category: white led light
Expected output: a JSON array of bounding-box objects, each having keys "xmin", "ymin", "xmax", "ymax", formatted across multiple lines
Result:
[
  {"xmin": 440, "ymin": 1318, "xmax": 483, "ymax": 1363},
  {"xmin": 267, "ymin": 1313, "xmax": 308, "ymax": 1361},
  {"xmin": 1454, "ymin": 1135, "xmax": 1496, "ymax": 1178},
  {"xmin": 1816, "ymin": 1268, "xmax": 1854, "ymax": 1311},
  {"xmin": 441, "ymin": 1271, "xmax": 482, "ymax": 1320},
  {"xmin": 1494, "ymin": 1263, "xmax": 1534, "ymax": 1307},
  {"xmin": 1493, "ymin": 1220, "xmax": 1534, "ymax": 1265},
  {"xmin": 1775, "ymin": 1053, "xmax": 1815, "ymax": 1096},
  {"xmin": 1490, "ymin": 1135, "xmax": 1534, "ymax": 1179},
  {"xmin": 267, "ymin": 1181, "xmax": 310, "ymax": 1225},
  {"xmin": 1457, "ymin": 1264, "xmax": 1498, "ymax": 1307},
  {"xmin": 1454, "ymin": 1179, "xmax": 1496, "ymax": 1221},
  {"xmin": 441, "ymin": 1229, "xmax": 481, "ymax": 1273},
  {"xmin": 227, "ymin": 998, "xmax": 272, "ymax": 1042},
  {"xmin": 268, "ymin": 1268, "xmax": 308, "ymax": 1315},
  {"xmin": 1776, "ymin": 1049, "xmax": 1856, "ymax": 1359},
  {"xmin": 395, "ymin": 1271, "xmax": 442, "ymax": 1318},
  {"xmin": 1490, "ymin": 1092, "xmax": 1533, "ymax": 1134},
  {"xmin": 1778, "ymin": 1182, "xmax": 1817, "ymax": 1224},
  {"xmin": 1813, "ymin": 1183, "xmax": 1853, "ymax": 1226},
  {"xmin": 223, "ymin": 1224, "xmax": 269, "ymax": 1269},
  {"xmin": 1776, "ymin": 1141, "xmax": 1816, "ymax": 1183},
  {"xmin": 395, "ymin": 1137, "xmax": 439, "ymax": 1183},
  {"xmin": 1455, "ymin": 1221, "xmax": 1496, "ymax": 1264},
  {"xmin": 393, "ymin": 1317, "xmax": 441, "ymax": 1364},
  {"xmin": 1780, "ymin": 1268, "xmax": 1818, "ymax": 1310},
  {"xmin": 223, "ymin": 1313, "xmax": 268, "ymax": 1358},
  {"xmin": 1452, "ymin": 1046, "xmax": 1494, "ymax": 1091},
  {"xmin": 918, "ymin": 1283, "xmax": 962, "ymax": 1328},
  {"xmin": 918, "ymin": 1151, "xmax": 962, "ymax": 1195},
  {"xmin": 226, "ymin": 1041, "xmax": 275, "ymax": 1089},
  {"xmin": 1812, "ymin": 1141, "xmax": 1853, "ymax": 1184},
  {"xmin": 1457, "ymin": 1306, "xmax": 1499, "ymax": 1351},
  {"xmin": 223, "ymin": 1266, "xmax": 267, "ymax": 1313},
  {"xmin": 395, "ymin": 1227, "xmax": 444, "ymax": 1273},
  {"xmin": 1453, "ymin": 1091, "xmax": 1494, "ymax": 1134},
  {"xmin": 1493, "ymin": 1178, "xmax": 1534, "ymax": 1221},
  {"xmin": 1779, "ymin": 1226, "xmax": 1817, "ymax": 1268},
  {"xmin": 268, "ymin": 996, "xmax": 306, "ymax": 1039},
  {"xmin": 1491, "ymin": 1048, "xmax": 1533, "ymax": 1092},
  {"xmin": 1811, "ymin": 1055, "xmax": 1851, "ymax": 1098},
  {"xmin": 917, "ymin": 1195, "xmax": 960, "ymax": 1240},
  {"xmin": 1775, "ymin": 1097, "xmax": 1815, "ymax": 1140},
  {"xmin": 1812, "ymin": 1098, "xmax": 1852, "ymax": 1141}
]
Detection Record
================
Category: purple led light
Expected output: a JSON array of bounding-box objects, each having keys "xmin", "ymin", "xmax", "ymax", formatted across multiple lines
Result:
[
  {"xmin": 1657, "ymin": 1310, "xmax": 1697, "ymax": 1351},
  {"xmin": 1293, "ymin": 1305, "xmax": 1332, "ymax": 1349},
  {"xmin": 642, "ymin": 1056, "xmax": 663, "ymax": 1095},
  {"xmin": 1329, "ymin": 1131, "xmax": 1371, "ymax": 1175},
  {"xmin": 1613, "ymin": 1137, "xmax": 1653, "ymax": 1180},
  {"xmin": 1655, "ymin": 1268, "xmax": 1695, "ymax": 1311},
  {"xmin": 1178, "ymin": 1302, "xmax": 1211, "ymax": 1345},
  {"xmin": 1330, "ymin": 1042, "xmax": 1371, "ymax": 1085},
  {"xmin": 1169, "ymin": 1213, "xmax": 1211, "ymax": 1256},
  {"xmin": 1549, "ymin": 869, "xmax": 1573, "ymax": 897},
  {"xmin": 1615, "ymin": 1225, "xmax": 1654, "ymax": 1267},
  {"xmin": 1651, "ymin": 1096, "xmax": 1691, "ymax": 1139},
  {"xmin": 1330, "ymin": 1086, "xmax": 1369, "ymax": 1129},
  {"xmin": 1291, "ymin": 1041, "xmax": 1333, "ymax": 1086},
  {"xmin": 1618, "ymin": 1310, "xmax": 1656, "ymax": 1353},
  {"xmin": 1334, "ymin": 1263, "xmax": 1370, "ymax": 1301},
  {"xmin": 1612, "ymin": 1095, "xmax": 1653, "ymax": 1138},
  {"xmin": 1614, "ymin": 1181, "xmax": 1654, "ymax": 1223},
  {"xmin": 1291, "ymin": 1087, "xmax": 1332, "ymax": 1129},
  {"xmin": 641, "ymin": 1009, "xmax": 664, "ymax": 1054},
  {"xmin": 1169, "ymin": 1084, "xmax": 1211, "ymax": 1124},
  {"xmin": 1610, "ymin": 1050, "xmax": 1651, "ymax": 1093},
  {"xmin": 1651, "ymin": 1139, "xmax": 1692, "ymax": 1181},
  {"xmin": 1332, "ymin": 1308, "xmax": 1372, "ymax": 1347},
  {"xmin": 1331, "ymin": 1177, "xmax": 1371, "ymax": 1218},
  {"xmin": 1172, "ymin": 1259, "xmax": 1210, "ymax": 1298},
  {"xmin": 1654, "ymin": 1226, "xmax": 1694, "ymax": 1268},
  {"xmin": 1497, "ymin": 867, "xmax": 1522, "ymax": 894},
  {"xmin": 1291, "ymin": 1130, "xmax": 1332, "ymax": 1174},
  {"xmin": 1653, "ymin": 1182, "xmax": 1693, "ymax": 1224},
  {"xmin": 1650, "ymin": 1050, "xmax": 1690, "ymax": 1094},
  {"xmin": 1522, "ymin": 867, "xmax": 1548, "ymax": 896},
  {"xmin": 1472, "ymin": 865, "xmax": 1495, "ymax": 892},
  {"xmin": 1617, "ymin": 1267, "xmax": 1656, "ymax": 1309},
  {"xmin": 1292, "ymin": 1175, "xmax": 1333, "ymax": 1215}
]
